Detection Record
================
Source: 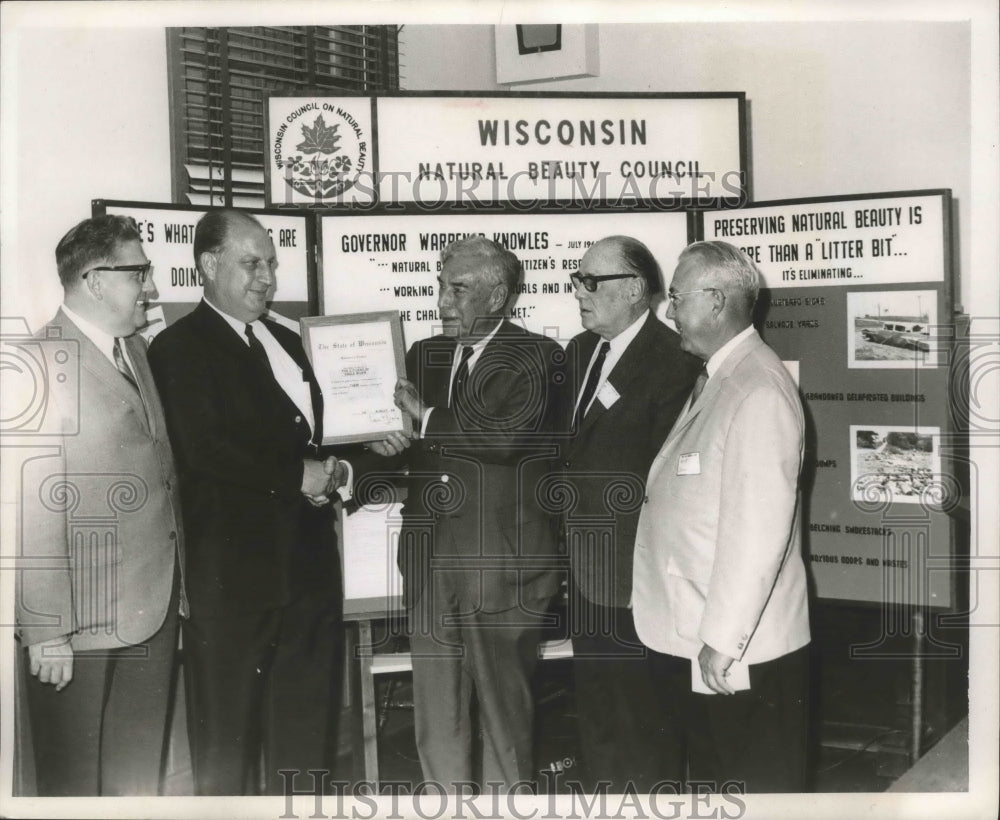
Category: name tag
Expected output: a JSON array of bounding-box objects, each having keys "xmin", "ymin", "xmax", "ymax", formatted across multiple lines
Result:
[
  {"xmin": 597, "ymin": 380, "xmax": 620, "ymax": 408},
  {"xmin": 677, "ymin": 452, "xmax": 701, "ymax": 475}
]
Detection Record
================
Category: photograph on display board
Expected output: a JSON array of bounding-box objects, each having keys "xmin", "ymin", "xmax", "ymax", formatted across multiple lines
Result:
[
  {"xmin": 850, "ymin": 424, "xmax": 942, "ymax": 506},
  {"xmin": 847, "ymin": 289, "xmax": 939, "ymax": 368}
]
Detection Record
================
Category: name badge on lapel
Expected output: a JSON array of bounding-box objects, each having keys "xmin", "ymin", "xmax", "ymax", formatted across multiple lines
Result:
[
  {"xmin": 597, "ymin": 380, "xmax": 620, "ymax": 408},
  {"xmin": 677, "ymin": 452, "xmax": 701, "ymax": 475}
]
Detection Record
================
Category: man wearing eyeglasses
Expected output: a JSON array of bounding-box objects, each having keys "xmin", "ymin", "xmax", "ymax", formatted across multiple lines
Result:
[
  {"xmin": 16, "ymin": 215, "xmax": 186, "ymax": 795},
  {"xmin": 560, "ymin": 235, "xmax": 701, "ymax": 791},
  {"xmin": 633, "ymin": 241, "xmax": 810, "ymax": 792}
]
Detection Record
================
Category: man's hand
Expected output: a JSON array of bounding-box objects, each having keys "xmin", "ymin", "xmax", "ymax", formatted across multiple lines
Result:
[
  {"xmin": 698, "ymin": 643, "xmax": 736, "ymax": 695},
  {"xmin": 302, "ymin": 457, "xmax": 336, "ymax": 505},
  {"xmin": 393, "ymin": 378, "xmax": 425, "ymax": 422},
  {"xmin": 330, "ymin": 457, "xmax": 349, "ymax": 491},
  {"xmin": 29, "ymin": 638, "xmax": 74, "ymax": 691},
  {"xmin": 367, "ymin": 431, "xmax": 413, "ymax": 457}
]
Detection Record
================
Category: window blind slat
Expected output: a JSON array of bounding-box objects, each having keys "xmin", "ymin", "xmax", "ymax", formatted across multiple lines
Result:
[{"xmin": 171, "ymin": 25, "xmax": 398, "ymax": 207}]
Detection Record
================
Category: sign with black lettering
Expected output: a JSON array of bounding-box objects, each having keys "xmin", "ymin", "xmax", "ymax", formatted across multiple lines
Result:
[
  {"xmin": 701, "ymin": 190, "xmax": 957, "ymax": 607},
  {"xmin": 266, "ymin": 92, "xmax": 747, "ymax": 207},
  {"xmin": 93, "ymin": 200, "xmax": 314, "ymax": 335},
  {"xmin": 320, "ymin": 211, "xmax": 690, "ymax": 347}
]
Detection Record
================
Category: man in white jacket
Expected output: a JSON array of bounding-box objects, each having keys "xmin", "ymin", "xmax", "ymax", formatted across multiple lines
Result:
[{"xmin": 632, "ymin": 240, "xmax": 810, "ymax": 793}]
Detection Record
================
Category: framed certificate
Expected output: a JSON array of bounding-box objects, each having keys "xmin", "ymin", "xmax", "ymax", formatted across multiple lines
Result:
[{"xmin": 300, "ymin": 311, "xmax": 412, "ymax": 445}]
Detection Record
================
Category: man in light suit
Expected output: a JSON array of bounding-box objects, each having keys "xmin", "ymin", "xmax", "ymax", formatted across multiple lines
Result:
[
  {"xmin": 632, "ymin": 240, "xmax": 811, "ymax": 793},
  {"xmin": 17, "ymin": 215, "xmax": 186, "ymax": 795},
  {"xmin": 372, "ymin": 236, "xmax": 565, "ymax": 792},
  {"xmin": 148, "ymin": 210, "xmax": 346, "ymax": 795},
  {"xmin": 559, "ymin": 236, "xmax": 701, "ymax": 791}
]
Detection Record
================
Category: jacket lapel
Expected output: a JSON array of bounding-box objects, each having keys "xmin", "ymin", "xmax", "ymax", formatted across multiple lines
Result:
[
  {"xmin": 263, "ymin": 317, "xmax": 324, "ymax": 445},
  {"xmin": 54, "ymin": 309, "xmax": 149, "ymax": 430},
  {"xmin": 660, "ymin": 330, "xmax": 764, "ymax": 444},
  {"xmin": 573, "ymin": 314, "xmax": 658, "ymax": 442}
]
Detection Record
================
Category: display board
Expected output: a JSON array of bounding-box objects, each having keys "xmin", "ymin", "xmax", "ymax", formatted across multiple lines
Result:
[
  {"xmin": 322, "ymin": 208, "xmax": 692, "ymax": 616},
  {"xmin": 700, "ymin": 190, "xmax": 957, "ymax": 606},
  {"xmin": 265, "ymin": 92, "xmax": 747, "ymax": 208},
  {"xmin": 319, "ymin": 210, "xmax": 691, "ymax": 347},
  {"xmin": 92, "ymin": 200, "xmax": 315, "ymax": 338}
]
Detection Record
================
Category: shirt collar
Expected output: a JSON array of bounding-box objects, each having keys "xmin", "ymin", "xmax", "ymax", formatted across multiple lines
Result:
[
  {"xmin": 203, "ymin": 297, "xmax": 257, "ymax": 344},
  {"xmin": 459, "ymin": 318, "xmax": 504, "ymax": 354},
  {"xmin": 706, "ymin": 324, "xmax": 755, "ymax": 378},
  {"xmin": 61, "ymin": 302, "xmax": 117, "ymax": 362},
  {"xmin": 604, "ymin": 309, "xmax": 648, "ymax": 356}
]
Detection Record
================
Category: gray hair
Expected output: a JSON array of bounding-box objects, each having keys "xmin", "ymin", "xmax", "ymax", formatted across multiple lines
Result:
[
  {"xmin": 677, "ymin": 240, "xmax": 761, "ymax": 310},
  {"xmin": 441, "ymin": 235, "xmax": 522, "ymax": 294}
]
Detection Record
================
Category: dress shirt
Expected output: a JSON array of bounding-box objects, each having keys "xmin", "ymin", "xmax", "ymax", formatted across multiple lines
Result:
[
  {"xmin": 574, "ymin": 309, "xmax": 649, "ymax": 418},
  {"xmin": 202, "ymin": 299, "xmax": 353, "ymax": 501},
  {"xmin": 678, "ymin": 324, "xmax": 755, "ymax": 417},
  {"xmin": 706, "ymin": 324, "xmax": 756, "ymax": 379},
  {"xmin": 421, "ymin": 319, "xmax": 504, "ymax": 435},
  {"xmin": 61, "ymin": 303, "xmax": 139, "ymax": 375},
  {"xmin": 202, "ymin": 298, "xmax": 315, "ymax": 435}
]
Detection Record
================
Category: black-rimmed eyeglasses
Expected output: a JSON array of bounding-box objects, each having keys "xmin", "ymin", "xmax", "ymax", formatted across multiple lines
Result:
[
  {"xmin": 570, "ymin": 272, "xmax": 638, "ymax": 293},
  {"xmin": 83, "ymin": 263, "xmax": 153, "ymax": 283}
]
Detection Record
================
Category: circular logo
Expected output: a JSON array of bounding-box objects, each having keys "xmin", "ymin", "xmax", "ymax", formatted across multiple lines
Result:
[{"xmin": 274, "ymin": 101, "xmax": 368, "ymax": 203}]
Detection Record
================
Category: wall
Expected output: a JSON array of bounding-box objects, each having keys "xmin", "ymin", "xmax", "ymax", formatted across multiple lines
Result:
[
  {"xmin": 0, "ymin": 21, "xmax": 975, "ymax": 327},
  {"xmin": 400, "ymin": 22, "xmax": 971, "ymax": 306},
  {"xmin": 1, "ymin": 26, "xmax": 172, "ymax": 331}
]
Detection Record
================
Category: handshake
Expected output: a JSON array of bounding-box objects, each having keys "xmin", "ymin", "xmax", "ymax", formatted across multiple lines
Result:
[{"xmin": 301, "ymin": 455, "xmax": 350, "ymax": 507}]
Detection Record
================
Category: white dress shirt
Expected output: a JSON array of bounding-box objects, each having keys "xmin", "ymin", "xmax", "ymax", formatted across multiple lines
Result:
[
  {"xmin": 61, "ymin": 303, "xmax": 133, "ymax": 369},
  {"xmin": 574, "ymin": 309, "xmax": 648, "ymax": 419},
  {"xmin": 421, "ymin": 319, "xmax": 504, "ymax": 435}
]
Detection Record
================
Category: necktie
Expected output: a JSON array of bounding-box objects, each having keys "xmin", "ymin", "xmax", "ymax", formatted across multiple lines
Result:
[
  {"xmin": 113, "ymin": 338, "xmax": 140, "ymax": 393},
  {"xmin": 690, "ymin": 366, "xmax": 709, "ymax": 406},
  {"xmin": 450, "ymin": 344, "xmax": 474, "ymax": 408},
  {"xmin": 575, "ymin": 340, "xmax": 611, "ymax": 428},
  {"xmin": 245, "ymin": 323, "xmax": 274, "ymax": 376}
]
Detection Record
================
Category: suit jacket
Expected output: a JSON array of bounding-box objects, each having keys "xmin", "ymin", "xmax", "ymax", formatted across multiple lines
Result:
[
  {"xmin": 388, "ymin": 321, "xmax": 566, "ymax": 612},
  {"xmin": 560, "ymin": 313, "xmax": 701, "ymax": 608},
  {"xmin": 17, "ymin": 309, "xmax": 185, "ymax": 651},
  {"xmin": 632, "ymin": 330, "xmax": 810, "ymax": 665},
  {"xmin": 148, "ymin": 301, "xmax": 339, "ymax": 617}
]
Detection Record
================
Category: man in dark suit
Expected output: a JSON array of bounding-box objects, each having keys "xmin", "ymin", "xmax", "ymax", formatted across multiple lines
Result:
[
  {"xmin": 148, "ymin": 209, "xmax": 346, "ymax": 795},
  {"xmin": 371, "ymin": 236, "xmax": 565, "ymax": 792},
  {"xmin": 560, "ymin": 236, "xmax": 701, "ymax": 791},
  {"xmin": 17, "ymin": 215, "xmax": 186, "ymax": 795}
]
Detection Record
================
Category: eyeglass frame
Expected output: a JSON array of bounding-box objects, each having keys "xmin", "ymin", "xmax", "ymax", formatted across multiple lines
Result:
[
  {"xmin": 666, "ymin": 287, "xmax": 718, "ymax": 306},
  {"xmin": 569, "ymin": 272, "xmax": 638, "ymax": 293},
  {"xmin": 82, "ymin": 262, "xmax": 153, "ymax": 283}
]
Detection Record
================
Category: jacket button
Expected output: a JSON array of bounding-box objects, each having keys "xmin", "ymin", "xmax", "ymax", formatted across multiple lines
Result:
[
  {"xmin": 563, "ymin": 460, "xmax": 571, "ymax": 468},
  {"xmin": 295, "ymin": 415, "xmax": 303, "ymax": 424},
  {"xmin": 441, "ymin": 474, "xmax": 449, "ymax": 483},
  {"xmin": 643, "ymin": 495, "xmax": 649, "ymax": 504},
  {"xmin": 169, "ymin": 531, "xmax": 177, "ymax": 540}
]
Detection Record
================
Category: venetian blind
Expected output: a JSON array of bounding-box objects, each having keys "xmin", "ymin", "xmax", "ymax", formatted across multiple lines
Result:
[{"xmin": 167, "ymin": 26, "xmax": 399, "ymax": 208}]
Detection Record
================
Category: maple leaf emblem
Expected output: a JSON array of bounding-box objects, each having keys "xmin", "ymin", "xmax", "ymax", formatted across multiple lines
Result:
[{"xmin": 296, "ymin": 116, "xmax": 341, "ymax": 155}]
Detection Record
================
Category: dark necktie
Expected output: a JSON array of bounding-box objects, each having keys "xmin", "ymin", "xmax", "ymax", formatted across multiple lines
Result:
[
  {"xmin": 575, "ymin": 340, "xmax": 611, "ymax": 428},
  {"xmin": 113, "ymin": 337, "xmax": 140, "ymax": 393},
  {"xmin": 690, "ymin": 366, "xmax": 709, "ymax": 406},
  {"xmin": 450, "ymin": 344, "xmax": 474, "ymax": 408},
  {"xmin": 245, "ymin": 323, "xmax": 274, "ymax": 376}
]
